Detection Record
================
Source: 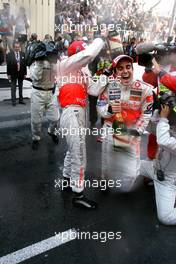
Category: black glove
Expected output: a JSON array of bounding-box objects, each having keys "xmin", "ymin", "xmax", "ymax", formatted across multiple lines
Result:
[
  {"xmin": 107, "ymin": 105, "xmax": 113, "ymax": 114},
  {"xmin": 52, "ymin": 82, "xmax": 56, "ymax": 94},
  {"xmin": 102, "ymin": 67, "xmax": 113, "ymax": 77}
]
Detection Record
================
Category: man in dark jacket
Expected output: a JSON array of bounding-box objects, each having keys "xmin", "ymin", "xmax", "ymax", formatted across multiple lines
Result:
[{"xmin": 6, "ymin": 41, "xmax": 27, "ymax": 106}]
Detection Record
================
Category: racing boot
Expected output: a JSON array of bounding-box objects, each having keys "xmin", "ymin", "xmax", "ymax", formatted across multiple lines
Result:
[
  {"xmin": 32, "ymin": 139, "xmax": 40, "ymax": 150},
  {"xmin": 48, "ymin": 131, "xmax": 59, "ymax": 144},
  {"xmin": 62, "ymin": 177, "xmax": 72, "ymax": 192},
  {"xmin": 72, "ymin": 192, "xmax": 97, "ymax": 209}
]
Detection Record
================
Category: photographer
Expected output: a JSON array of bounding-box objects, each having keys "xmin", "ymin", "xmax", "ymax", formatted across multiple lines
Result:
[
  {"xmin": 139, "ymin": 44, "xmax": 176, "ymax": 160},
  {"xmin": 152, "ymin": 57, "xmax": 176, "ymax": 93},
  {"xmin": 140, "ymin": 104, "xmax": 176, "ymax": 225}
]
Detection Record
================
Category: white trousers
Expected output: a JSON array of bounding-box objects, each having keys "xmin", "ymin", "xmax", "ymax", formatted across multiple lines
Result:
[
  {"xmin": 60, "ymin": 106, "xmax": 86, "ymax": 193},
  {"xmin": 140, "ymin": 160, "xmax": 176, "ymax": 225},
  {"xmin": 31, "ymin": 88, "xmax": 59, "ymax": 140},
  {"xmin": 101, "ymin": 124, "xmax": 141, "ymax": 192}
]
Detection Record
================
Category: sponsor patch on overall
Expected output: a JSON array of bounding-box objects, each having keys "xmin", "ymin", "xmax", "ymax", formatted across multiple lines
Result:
[
  {"xmin": 130, "ymin": 89, "xmax": 142, "ymax": 101},
  {"xmin": 133, "ymin": 81, "xmax": 142, "ymax": 89},
  {"xmin": 76, "ymin": 98, "xmax": 87, "ymax": 104},
  {"xmin": 108, "ymin": 83, "xmax": 121, "ymax": 102},
  {"xmin": 146, "ymin": 95, "xmax": 153, "ymax": 103}
]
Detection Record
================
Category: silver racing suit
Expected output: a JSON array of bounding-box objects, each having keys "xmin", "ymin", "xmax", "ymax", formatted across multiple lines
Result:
[{"xmin": 97, "ymin": 79, "xmax": 153, "ymax": 192}]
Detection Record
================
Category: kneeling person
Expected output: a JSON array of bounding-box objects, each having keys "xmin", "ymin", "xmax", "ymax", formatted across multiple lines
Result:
[
  {"xmin": 140, "ymin": 104, "xmax": 176, "ymax": 225},
  {"xmin": 97, "ymin": 55, "xmax": 153, "ymax": 192}
]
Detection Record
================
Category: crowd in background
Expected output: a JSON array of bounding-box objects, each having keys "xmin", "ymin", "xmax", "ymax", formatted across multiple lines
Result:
[
  {"xmin": 0, "ymin": 0, "xmax": 172, "ymax": 65},
  {"xmin": 0, "ymin": 0, "xmax": 173, "ymax": 110},
  {"xmin": 0, "ymin": 3, "xmax": 30, "ymax": 63},
  {"xmin": 55, "ymin": 0, "xmax": 171, "ymax": 43}
]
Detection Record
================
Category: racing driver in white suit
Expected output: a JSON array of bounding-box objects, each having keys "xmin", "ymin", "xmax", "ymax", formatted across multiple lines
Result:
[
  {"xmin": 57, "ymin": 37, "xmax": 108, "ymax": 209},
  {"xmin": 97, "ymin": 55, "xmax": 153, "ymax": 192}
]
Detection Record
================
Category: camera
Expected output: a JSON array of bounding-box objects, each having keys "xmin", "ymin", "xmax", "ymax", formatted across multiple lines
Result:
[
  {"xmin": 158, "ymin": 92, "xmax": 176, "ymax": 113},
  {"xmin": 153, "ymin": 92, "xmax": 176, "ymax": 114},
  {"xmin": 138, "ymin": 43, "xmax": 176, "ymax": 68},
  {"xmin": 155, "ymin": 92, "xmax": 176, "ymax": 127}
]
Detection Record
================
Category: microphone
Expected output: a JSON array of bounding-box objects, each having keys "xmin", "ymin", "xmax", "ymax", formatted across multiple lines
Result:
[{"xmin": 135, "ymin": 43, "xmax": 155, "ymax": 55}]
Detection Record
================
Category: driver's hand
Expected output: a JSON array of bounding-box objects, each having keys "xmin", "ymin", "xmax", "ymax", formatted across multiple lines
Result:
[{"xmin": 110, "ymin": 100, "xmax": 121, "ymax": 113}]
